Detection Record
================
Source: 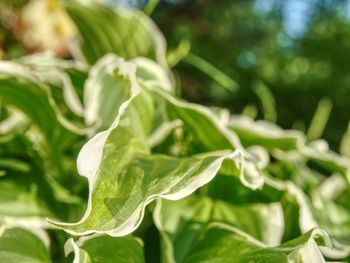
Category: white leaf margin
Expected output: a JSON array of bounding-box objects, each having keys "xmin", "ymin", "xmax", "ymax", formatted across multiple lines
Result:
[
  {"xmin": 35, "ymin": 69, "xmax": 84, "ymax": 117},
  {"xmin": 229, "ymin": 115, "xmax": 305, "ymax": 146},
  {"xmin": 132, "ymin": 57, "xmax": 174, "ymax": 92}
]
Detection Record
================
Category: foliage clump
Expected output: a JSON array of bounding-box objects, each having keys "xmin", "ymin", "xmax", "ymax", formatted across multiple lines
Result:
[{"xmin": 0, "ymin": 1, "xmax": 350, "ymax": 262}]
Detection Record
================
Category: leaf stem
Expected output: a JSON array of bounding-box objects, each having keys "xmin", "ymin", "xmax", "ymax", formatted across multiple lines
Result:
[{"xmin": 183, "ymin": 53, "xmax": 239, "ymax": 93}]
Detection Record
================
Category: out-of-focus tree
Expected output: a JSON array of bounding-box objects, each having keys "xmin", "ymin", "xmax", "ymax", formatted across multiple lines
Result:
[{"xmin": 154, "ymin": 0, "xmax": 350, "ymax": 149}]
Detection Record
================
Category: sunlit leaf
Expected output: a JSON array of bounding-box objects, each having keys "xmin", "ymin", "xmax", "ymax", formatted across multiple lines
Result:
[
  {"xmin": 49, "ymin": 58, "xmax": 260, "ymax": 235},
  {"xmin": 65, "ymin": 235, "xmax": 144, "ymax": 263},
  {"xmin": 65, "ymin": 1, "xmax": 167, "ymax": 66},
  {"xmin": 0, "ymin": 61, "xmax": 73, "ymax": 147},
  {"xmin": 19, "ymin": 52, "xmax": 87, "ymax": 119},
  {"xmin": 0, "ymin": 61, "xmax": 86, "ymax": 209},
  {"xmin": 229, "ymin": 116, "xmax": 304, "ymax": 151},
  {"xmin": 310, "ymin": 174, "xmax": 350, "ymax": 259},
  {"xmin": 0, "ymin": 227, "xmax": 50, "ymax": 263},
  {"xmin": 175, "ymin": 223, "xmax": 331, "ymax": 263},
  {"xmin": 154, "ymin": 195, "xmax": 284, "ymax": 263}
]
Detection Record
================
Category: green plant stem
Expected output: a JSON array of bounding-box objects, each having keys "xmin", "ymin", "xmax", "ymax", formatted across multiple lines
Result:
[{"xmin": 183, "ymin": 53, "xmax": 239, "ymax": 93}]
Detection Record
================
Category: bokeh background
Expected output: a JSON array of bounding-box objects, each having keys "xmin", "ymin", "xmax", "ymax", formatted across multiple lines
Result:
[{"xmin": 1, "ymin": 0, "xmax": 350, "ymax": 150}]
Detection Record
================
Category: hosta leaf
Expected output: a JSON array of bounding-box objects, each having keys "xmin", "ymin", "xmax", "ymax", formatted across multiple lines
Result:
[
  {"xmin": 65, "ymin": 235, "xmax": 144, "ymax": 263},
  {"xmin": 148, "ymin": 86, "xmax": 264, "ymax": 189},
  {"xmin": 0, "ymin": 108, "xmax": 27, "ymax": 136},
  {"xmin": 208, "ymin": 174, "xmax": 321, "ymax": 245},
  {"xmin": 0, "ymin": 60, "xmax": 87, "ymax": 207},
  {"xmin": 132, "ymin": 57, "xmax": 174, "ymax": 92},
  {"xmin": 65, "ymin": 1, "xmax": 167, "ymax": 66},
  {"xmin": 52, "ymin": 134, "xmax": 240, "ymax": 235},
  {"xmin": 207, "ymin": 172, "xmax": 283, "ymax": 206},
  {"xmin": 50, "ymin": 70, "xmax": 251, "ymax": 235},
  {"xmin": 300, "ymin": 142, "xmax": 350, "ymax": 183},
  {"xmin": 206, "ymin": 173, "xmax": 349, "ymax": 260},
  {"xmin": 229, "ymin": 115, "xmax": 350, "ymax": 182},
  {"xmin": 0, "ymin": 69, "xmax": 72, "ymax": 190},
  {"xmin": 180, "ymin": 223, "xmax": 331, "ymax": 263},
  {"xmin": 154, "ymin": 195, "xmax": 284, "ymax": 263},
  {"xmin": 83, "ymin": 54, "xmax": 242, "ymax": 153},
  {"xmin": 50, "ymin": 55, "xmax": 267, "ymax": 235},
  {"xmin": 18, "ymin": 52, "xmax": 87, "ymax": 119},
  {"xmin": 229, "ymin": 116, "xmax": 304, "ymax": 151},
  {"xmin": 310, "ymin": 174, "xmax": 350, "ymax": 258},
  {"xmin": 83, "ymin": 54, "xmax": 141, "ymax": 131},
  {"xmin": 156, "ymin": 87, "xmax": 242, "ymax": 153},
  {"xmin": 83, "ymin": 54, "xmax": 173, "ymax": 132},
  {"xmin": 0, "ymin": 227, "xmax": 50, "ymax": 263},
  {"xmin": 0, "ymin": 61, "xmax": 72, "ymax": 147},
  {"xmin": 12, "ymin": 53, "xmax": 91, "ymax": 137},
  {"xmin": 0, "ymin": 167, "xmax": 86, "ymax": 224},
  {"xmin": 0, "ymin": 172, "xmax": 55, "ymax": 218},
  {"xmin": 266, "ymin": 178, "xmax": 319, "ymax": 234},
  {"xmin": 259, "ymin": 176, "xmax": 350, "ymax": 261}
]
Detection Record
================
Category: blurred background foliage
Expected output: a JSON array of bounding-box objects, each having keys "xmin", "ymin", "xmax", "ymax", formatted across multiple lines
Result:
[
  {"xmin": 154, "ymin": 0, "xmax": 350, "ymax": 152},
  {"xmin": 1, "ymin": 0, "xmax": 350, "ymax": 150}
]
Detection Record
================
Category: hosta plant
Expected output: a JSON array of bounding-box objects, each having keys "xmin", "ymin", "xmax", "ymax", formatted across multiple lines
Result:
[{"xmin": 0, "ymin": 1, "xmax": 350, "ymax": 262}]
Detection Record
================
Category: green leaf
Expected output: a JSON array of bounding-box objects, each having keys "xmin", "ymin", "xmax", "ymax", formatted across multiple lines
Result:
[
  {"xmin": 50, "ymin": 56, "xmax": 266, "ymax": 235},
  {"xmin": 0, "ymin": 60, "xmax": 86, "ymax": 209},
  {"xmin": 310, "ymin": 174, "xmax": 350, "ymax": 259},
  {"xmin": 146, "ymin": 86, "xmax": 265, "ymax": 191},
  {"xmin": 65, "ymin": 235, "xmax": 144, "ymax": 263},
  {"xmin": 181, "ymin": 224, "xmax": 330, "ymax": 263},
  {"xmin": 49, "ymin": 70, "xmax": 252, "ymax": 236},
  {"xmin": 0, "ymin": 108, "xmax": 27, "ymax": 136},
  {"xmin": 84, "ymin": 54, "xmax": 174, "ymax": 132},
  {"xmin": 0, "ymin": 172, "xmax": 54, "ymax": 218},
  {"xmin": 159, "ymin": 88, "xmax": 240, "ymax": 153},
  {"xmin": 0, "ymin": 61, "xmax": 72, "ymax": 147},
  {"xmin": 229, "ymin": 115, "xmax": 350, "ymax": 182},
  {"xmin": 266, "ymin": 178, "xmax": 319, "ymax": 234},
  {"xmin": 229, "ymin": 116, "xmax": 304, "ymax": 151},
  {"xmin": 132, "ymin": 57, "xmax": 174, "ymax": 92},
  {"xmin": 0, "ymin": 152, "xmax": 85, "ymax": 221},
  {"xmin": 65, "ymin": 1, "xmax": 167, "ymax": 66},
  {"xmin": 0, "ymin": 227, "xmax": 50, "ymax": 263},
  {"xmin": 300, "ymin": 141, "xmax": 350, "ymax": 182},
  {"xmin": 154, "ymin": 195, "xmax": 284, "ymax": 263},
  {"xmin": 18, "ymin": 52, "xmax": 87, "ymax": 120},
  {"xmin": 83, "ymin": 54, "xmax": 153, "ymax": 132}
]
